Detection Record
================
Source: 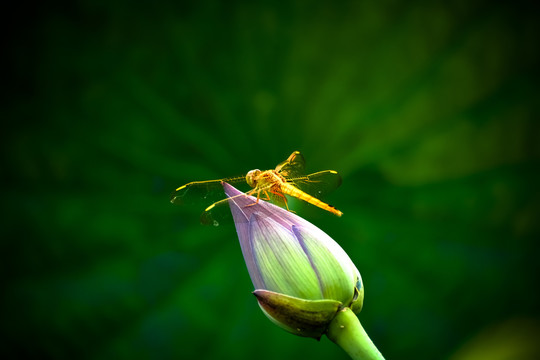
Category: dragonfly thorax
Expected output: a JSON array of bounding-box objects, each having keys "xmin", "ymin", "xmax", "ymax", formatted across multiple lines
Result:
[{"xmin": 246, "ymin": 169, "xmax": 262, "ymax": 188}]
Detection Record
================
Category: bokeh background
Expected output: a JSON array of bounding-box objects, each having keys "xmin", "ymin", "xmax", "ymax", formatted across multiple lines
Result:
[{"xmin": 3, "ymin": 0, "xmax": 540, "ymax": 359}]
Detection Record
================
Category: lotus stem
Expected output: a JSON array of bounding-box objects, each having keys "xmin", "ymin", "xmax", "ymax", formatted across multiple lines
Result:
[{"xmin": 327, "ymin": 307, "xmax": 384, "ymax": 360}]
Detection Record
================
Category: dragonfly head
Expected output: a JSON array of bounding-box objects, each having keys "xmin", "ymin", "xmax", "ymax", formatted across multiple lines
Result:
[{"xmin": 246, "ymin": 169, "xmax": 261, "ymax": 188}]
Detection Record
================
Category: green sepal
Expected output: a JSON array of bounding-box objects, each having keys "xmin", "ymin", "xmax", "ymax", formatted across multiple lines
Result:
[
  {"xmin": 253, "ymin": 289, "xmax": 342, "ymax": 339},
  {"xmin": 350, "ymin": 280, "xmax": 364, "ymax": 314}
]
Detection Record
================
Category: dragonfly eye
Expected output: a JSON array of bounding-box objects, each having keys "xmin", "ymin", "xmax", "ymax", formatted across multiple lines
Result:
[{"xmin": 246, "ymin": 169, "xmax": 261, "ymax": 188}]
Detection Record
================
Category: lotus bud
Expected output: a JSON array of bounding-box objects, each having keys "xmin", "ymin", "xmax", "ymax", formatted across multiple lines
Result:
[{"xmin": 223, "ymin": 183, "xmax": 363, "ymax": 339}]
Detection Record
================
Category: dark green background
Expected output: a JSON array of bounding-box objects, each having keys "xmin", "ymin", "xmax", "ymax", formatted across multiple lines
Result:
[{"xmin": 4, "ymin": 1, "xmax": 539, "ymax": 359}]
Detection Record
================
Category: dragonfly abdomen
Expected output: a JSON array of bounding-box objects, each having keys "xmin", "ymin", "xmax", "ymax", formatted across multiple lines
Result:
[{"xmin": 281, "ymin": 183, "xmax": 343, "ymax": 217}]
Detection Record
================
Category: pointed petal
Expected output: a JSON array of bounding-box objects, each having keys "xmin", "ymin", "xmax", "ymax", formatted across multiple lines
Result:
[
  {"xmin": 250, "ymin": 214, "xmax": 321, "ymax": 300},
  {"xmin": 223, "ymin": 182, "xmax": 316, "ymax": 229},
  {"xmin": 292, "ymin": 225, "xmax": 356, "ymax": 304},
  {"xmin": 223, "ymin": 183, "xmax": 266, "ymax": 288}
]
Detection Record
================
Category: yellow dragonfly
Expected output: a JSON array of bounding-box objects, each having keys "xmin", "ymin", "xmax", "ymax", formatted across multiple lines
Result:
[{"xmin": 171, "ymin": 151, "xmax": 343, "ymax": 225}]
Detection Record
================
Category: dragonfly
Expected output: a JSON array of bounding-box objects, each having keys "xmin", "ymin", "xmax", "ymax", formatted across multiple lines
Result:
[{"xmin": 171, "ymin": 151, "xmax": 343, "ymax": 225}]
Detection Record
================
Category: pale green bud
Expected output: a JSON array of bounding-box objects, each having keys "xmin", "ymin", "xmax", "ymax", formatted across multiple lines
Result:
[{"xmin": 224, "ymin": 183, "xmax": 363, "ymax": 339}]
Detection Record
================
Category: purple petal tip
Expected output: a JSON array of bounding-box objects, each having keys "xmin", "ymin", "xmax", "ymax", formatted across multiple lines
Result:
[
  {"xmin": 223, "ymin": 182, "xmax": 242, "ymax": 198},
  {"xmin": 221, "ymin": 182, "xmax": 314, "ymax": 230}
]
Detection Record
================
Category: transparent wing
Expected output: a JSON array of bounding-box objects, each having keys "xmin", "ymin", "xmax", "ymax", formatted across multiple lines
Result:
[
  {"xmin": 275, "ymin": 151, "xmax": 341, "ymax": 200},
  {"xmin": 170, "ymin": 176, "xmax": 246, "ymax": 207},
  {"xmin": 199, "ymin": 196, "xmax": 239, "ymax": 226},
  {"xmin": 275, "ymin": 151, "xmax": 306, "ymax": 178},
  {"xmin": 200, "ymin": 192, "xmax": 254, "ymax": 226},
  {"xmin": 200, "ymin": 183, "xmax": 280, "ymax": 226},
  {"xmin": 287, "ymin": 170, "xmax": 342, "ymax": 200},
  {"xmin": 171, "ymin": 176, "xmax": 247, "ymax": 226}
]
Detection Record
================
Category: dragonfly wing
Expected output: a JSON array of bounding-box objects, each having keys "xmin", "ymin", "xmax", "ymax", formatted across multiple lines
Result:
[
  {"xmin": 201, "ymin": 183, "xmax": 291, "ymax": 225},
  {"xmin": 287, "ymin": 170, "xmax": 342, "ymax": 199},
  {"xmin": 170, "ymin": 176, "xmax": 246, "ymax": 206},
  {"xmin": 200, "ymin": 189, "xmax": 260, "ymax": 226},
  {"xmin": 274, "ymin": 151, "xmax": 306, "ymax": 178},
  {"xmin": 200, "ymin": 197, "xmax": 235, "ymax": 226}
]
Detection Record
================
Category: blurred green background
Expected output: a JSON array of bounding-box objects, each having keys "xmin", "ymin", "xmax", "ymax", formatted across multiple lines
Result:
[{"xmin": 4, "ymin": 0, "xmax": 540, "ymax": 359}]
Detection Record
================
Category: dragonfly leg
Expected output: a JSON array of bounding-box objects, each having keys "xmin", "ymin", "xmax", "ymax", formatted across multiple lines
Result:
[
  {"xmin": 261, "ymin": 190, "xmax": 272, "ymax": 201},
  {"xmin": 270, "ymin": 189, "xmax": 295, "ymax": 213},
  {"xmin": 245, "ymin": 189, "xmax": 263, "ymax": 207}
]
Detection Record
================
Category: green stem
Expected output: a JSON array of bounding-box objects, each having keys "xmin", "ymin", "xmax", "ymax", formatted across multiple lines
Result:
[{"xmin": 326, "ymin": 307, "xmax": 385, "ymax": 360}]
